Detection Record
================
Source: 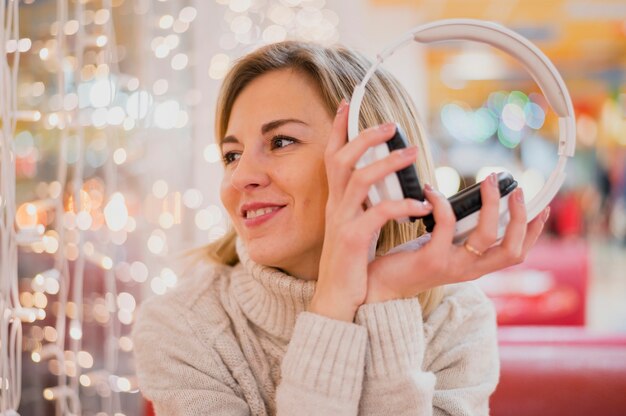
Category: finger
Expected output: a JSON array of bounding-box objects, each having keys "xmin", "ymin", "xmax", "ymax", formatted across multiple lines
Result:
[
  {"xmin": 339, "ymin": 146, "xmax": 419, "ymax": 216},
  {"xmin": 324, "ymin": 99, "xmax": 349, "ymax": 159},
  {"xmin": 465, "ymin": 173, "xmax": 501, "ymax": 252},
  {"xmin": 356, "ymin": 198, "xmax": 433, "ymax": 238},
  {"xmin": 327, "ymin": 122, "xmax": 399, "ymax": 195},
  {"xmin": 498, "ymin": 187, "xmax": 527, "ymax": 256},
  {"xmin": 520, "ymin": 206, "xmax": 549, "ymax": 254},
  {"xmin": 422, "ymin": 184, "xmax": 455, "ymax": 253},
  {"xmin": 476, "ymin": 206, "xmax": 549, "ymax": 272}
]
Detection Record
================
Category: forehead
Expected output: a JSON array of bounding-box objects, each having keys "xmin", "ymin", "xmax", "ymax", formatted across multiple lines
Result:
[{"xmin": 225, "ymin": 69, "xmax": 328, "ymax": 136}]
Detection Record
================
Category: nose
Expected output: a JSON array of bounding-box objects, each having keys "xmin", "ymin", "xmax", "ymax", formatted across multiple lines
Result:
[{"xmin": 230, "ymin": 150, "xmax": 271, "ymax": 192}]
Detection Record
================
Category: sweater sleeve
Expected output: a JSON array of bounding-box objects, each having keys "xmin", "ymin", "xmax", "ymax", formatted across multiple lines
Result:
[
  {"xmin": 276, "ymin": 311, "xmax": 368, "ymax": 415},
  {"xmin": 354, "ymin": 284, "xmax": 499, "ymax": 416}
]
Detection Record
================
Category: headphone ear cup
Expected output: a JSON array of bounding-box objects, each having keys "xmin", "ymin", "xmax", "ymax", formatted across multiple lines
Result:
[
  {"xmin": 421, "ymin": 172, "xmax": 518, "ymax": 232},
  {"xmin": 385, "ymin": 125, "xmax": 425, "ymax": 211}
]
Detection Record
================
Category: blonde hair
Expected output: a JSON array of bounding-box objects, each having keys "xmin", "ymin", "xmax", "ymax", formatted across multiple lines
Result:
[{"xmin": 198, "ymin": 41, "xmax": 444, "ymax": 316}]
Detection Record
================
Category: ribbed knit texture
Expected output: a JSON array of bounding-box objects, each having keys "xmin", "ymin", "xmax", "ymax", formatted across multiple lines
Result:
[{"xmin": 132, "ymin": 238, "xmax": 500, "ymax": 415}]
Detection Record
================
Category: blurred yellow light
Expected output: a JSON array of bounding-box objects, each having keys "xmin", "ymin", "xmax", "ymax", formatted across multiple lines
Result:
[
  {"xmin": 69, "ymin": 323, "xmax": 82, "ymax": 340},
  {"xmin": 44, "ymin": 326, "xmax": 58, "ymax": 342},
  {"xmin": 79, "ymin": 375, "xmax": 91, "ymax": 387},
  {"xmin": 117, "ymin": 377, "xmax": 131, "ymax": 392},
  {"xmin": 119, "ymin": 336, "xmax": 133, "ymax": 352},
  {"xmin": 76, "ymin": 211, "xmax": 93, "ymax": 231},
  {"xmin": 96, "ymin": 35, "xmax": 108, "ymax": 47},
  {"xmin": 64, "ymin": 20, "xmax": 79, "ymax": 35},
  {"xmin": 101, "ymin": 256, "xmax": 114, "ymax": 270},
  {"xmin": 171, "ymin": 53, "xmax": 188, "ymax": 70},
  {"xmin": 118, "ymin": 309, "xmax": 133, "ymax": 325},
  {"xmin": 159, "ymin": 212, "xmax": 174, "ymax": 229},
  {"xmin": 113, "ymin": 148, "xmax": 127, "ymax": 165},
  {"xmin": 77, "ymin": 351, "xmax": 94, "ymax": 369},
  {"xmin": 43, "ymin": 388, "xmax": 54, "ymax": 401},
  {"xmin": 209, "ymin": 54, "xmax": 230, "ymax": 80},
  {"xmin": 66, "ymin": 302, "xmax": 78, "ymax": 319},
  {"xmin": 34, "ymin": 292, "xmax": 48, "ymax": 308},
  {"xmin": 161, "ymin": 268, "xmax": 178, "ymax": 287},
  {"xmin": 20, "ymin": 292, "xmax": 34, "ymax": 308},
  {"xmin": 104, "ymin": 193, "xmax": 129, "ymax": 232},
  {"xmin": 130, "ymin": 262, "xmax": 148, "ymax": 283},
  {"xmin": 159, "ymin": 14, "xmax": 174, "ymax": 29},
  {"xmin": 117, "ymin": 292, "xmax": 136, "ymax": 311},
  {"xmin": 18, "ymin": 38, "xmax": 32, "ymax": 52},
  {"xmin": 150, "ymin": 277, "xmax": 167, "ymax": 295},
  {"xmin": 16, "ymin": 203, "xmax": 39, "ymax": 229},
  {"xmin": 172, "ymin": 20, "xmax": 189, "ymax": 34},
  {"xmin": 39, "ymin": 47, "xmax": 49, "ymax": 60},
  {"xmin": 94, "ymin": 9, "xmax": 110, "ymax": 25},
  {"xmin": 229, "ymin": 0, "xmax": 252, "ymax": 13},
  {"xmin": 183, "ymin": 189, "xmax": 203, "ymax": 209},
  {"xmin": 179, "ymin": 6, "xmax": 197, "ymax": 23},
  {"xmin": 152, "ymin": 180, "xmax": 168, "ymax": 198},
  {"xmin": 147, "ymin": 231, "xmax": 166, "ymax": 255}
]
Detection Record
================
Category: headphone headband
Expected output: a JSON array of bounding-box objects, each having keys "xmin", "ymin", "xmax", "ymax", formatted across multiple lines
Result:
[{"xmin": 348, "ymin": 18, "xmax": 576, "ymax": 223}]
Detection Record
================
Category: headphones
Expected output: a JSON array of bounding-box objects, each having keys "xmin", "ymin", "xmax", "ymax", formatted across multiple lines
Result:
[{"xmin": 348, "ymin": 19, "xmax": 576, "ymax": 244}]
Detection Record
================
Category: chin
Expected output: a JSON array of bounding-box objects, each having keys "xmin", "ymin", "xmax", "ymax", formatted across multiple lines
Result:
[{"xmin": 244, "ymin": 237, "xmax": 294, "ymax": 269}]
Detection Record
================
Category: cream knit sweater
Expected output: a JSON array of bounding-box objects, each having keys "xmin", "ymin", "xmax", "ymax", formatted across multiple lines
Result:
[{"xmin": 132, "ymin": 238, "xmax": 499, "ymax": 415}]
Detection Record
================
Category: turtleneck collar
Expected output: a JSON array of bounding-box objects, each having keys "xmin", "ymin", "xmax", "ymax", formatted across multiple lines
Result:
[{"xmin": 230, "ymin": 237, "xmax": 317, "ymax": 342}]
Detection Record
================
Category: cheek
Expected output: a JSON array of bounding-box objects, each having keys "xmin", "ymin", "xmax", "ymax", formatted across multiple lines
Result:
[
  {"xmin": 220, "ymin": 175, "xmax": 237, "ymax": 216},
  {"xmin": 299, "ymin": 163, "xmax": 329, "ymax": 216}
]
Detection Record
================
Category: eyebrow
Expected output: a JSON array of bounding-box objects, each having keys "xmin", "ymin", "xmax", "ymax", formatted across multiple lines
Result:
[{"xmin": 221, "ymin": 118, "xmax": 308, "ymax": 146}]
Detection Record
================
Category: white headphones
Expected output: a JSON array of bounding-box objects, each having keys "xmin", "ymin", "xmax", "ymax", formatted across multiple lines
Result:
[{"xmin": 348, "ymin": 18, "xmax": 576, "ymax": 243}]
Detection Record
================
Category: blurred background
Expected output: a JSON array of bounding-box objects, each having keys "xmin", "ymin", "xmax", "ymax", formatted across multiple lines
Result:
[{"xmin": 1, "ymin": 0, "xmax": 625, "ymax": 415}]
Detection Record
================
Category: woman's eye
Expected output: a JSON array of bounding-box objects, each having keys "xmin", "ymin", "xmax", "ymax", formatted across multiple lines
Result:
[
  {"xmin": 271, "ymin": 135, "xmax": 296, "ymax": 149},
  {"xmin": 222, "ymin": 152, "xmax": 241, "ymax": 165}
]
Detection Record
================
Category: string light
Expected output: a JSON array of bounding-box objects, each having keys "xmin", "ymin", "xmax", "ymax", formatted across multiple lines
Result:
[{"xmin": 5, "ymin": 0, "xmax": 342, "ymax": 414}]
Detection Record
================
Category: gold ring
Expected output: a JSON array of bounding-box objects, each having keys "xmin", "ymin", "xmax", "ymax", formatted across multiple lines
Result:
[{"xmin": 463, "ymin": 241, "xmax": 484, "ymax": 257}]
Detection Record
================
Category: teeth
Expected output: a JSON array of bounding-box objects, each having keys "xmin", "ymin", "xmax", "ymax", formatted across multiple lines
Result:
[{"xmin": 245, "ymin": 207, "xmax": 280, "ymax": 219}]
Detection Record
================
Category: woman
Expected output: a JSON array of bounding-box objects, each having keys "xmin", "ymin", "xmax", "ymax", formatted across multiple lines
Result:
[{"xmin": 132, "ymin": 41, "xmax": 549, "ymax": 415}]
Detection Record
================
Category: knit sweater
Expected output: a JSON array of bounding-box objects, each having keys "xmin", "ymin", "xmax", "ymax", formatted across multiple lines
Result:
[{"xmin": 132, "ymin": 238, "xmax": 500, "ymax": 415}]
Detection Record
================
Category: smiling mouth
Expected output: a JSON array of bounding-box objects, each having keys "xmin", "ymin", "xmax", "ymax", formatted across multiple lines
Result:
[{"xmin": 244, "ymin": 206, "xmax": 285, "ymax": 219}]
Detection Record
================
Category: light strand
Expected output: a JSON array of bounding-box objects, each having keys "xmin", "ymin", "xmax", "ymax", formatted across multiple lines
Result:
[{"xmin": 0, "ymin": 0, "xmax": 23, "ymax": 413}]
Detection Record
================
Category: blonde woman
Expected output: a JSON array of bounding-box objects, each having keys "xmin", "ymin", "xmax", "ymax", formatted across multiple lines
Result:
[{"xmin": 132, "ymin": 41, "xmax": 549, "ymax": 415}]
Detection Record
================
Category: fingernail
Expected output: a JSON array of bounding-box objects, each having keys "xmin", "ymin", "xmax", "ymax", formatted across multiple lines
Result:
[
  {"xmin": 515, "ymin": 188, "xmax": 524, "ymax": 203},
  {"xmin": 542, "ymin": 207, "xmax": 551, "ymax": 222},
  {"xmin": 336, "ymin": 99, "xmax": 347, "ymax": 114},
  {"xmin": 412, "ymin": 199, "xmax": 431, "ymax": 210},
  {"xmin": 489, "ymin": 173, "xmax": 497, "ymax": 187},
  {"xmin": 424, "ymin": 183, "xmax": 434, "ymax": 192},
  {"xmin": 379, "ymin": 122, "xmax": 396, "ymax": 132},
  {"xmin": 400, "ymin": 146, "xmax": 417, "ymax": 157}
]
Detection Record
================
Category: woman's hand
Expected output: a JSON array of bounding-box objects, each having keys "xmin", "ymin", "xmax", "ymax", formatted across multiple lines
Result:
[
  {"xmin": 308, "ymin": 100, "xmax": 433, "ymax": 322},
  {"xmin": 364, "ymin": 176, "xmax": 551, "ymax": 304}
]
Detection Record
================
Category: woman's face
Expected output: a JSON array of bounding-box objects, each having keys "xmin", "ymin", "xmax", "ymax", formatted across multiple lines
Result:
[{"xmin": 220, "ymin": 69, "xmax": 333, "ymax": 280}]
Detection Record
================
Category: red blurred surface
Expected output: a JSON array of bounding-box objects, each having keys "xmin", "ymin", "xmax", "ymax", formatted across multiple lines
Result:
[
  {"xmin": 478, "ymin": 238, "xmax": 589, "ymax": 326},
  {"xmin": 492, "ymin": 326, "xmax": 626, "ymax": 416}
]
